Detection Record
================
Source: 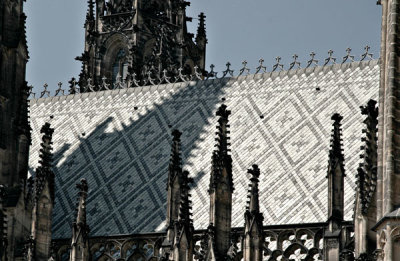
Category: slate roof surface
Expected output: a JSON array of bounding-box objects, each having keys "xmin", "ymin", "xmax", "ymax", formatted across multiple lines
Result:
[{"xmin": 28, "ymin": 60, "xmax": 379, "ymax": 239}]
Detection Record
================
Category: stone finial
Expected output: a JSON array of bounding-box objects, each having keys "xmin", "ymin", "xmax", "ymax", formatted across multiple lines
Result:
[
  {"xmin": 306, "ymin": 52, "xmax": 319, "ymax": 67},
  {"xmin": 326, "ymin": 113, "xmax": 345, "ymax": 224},
  {"xmin": 255, "ymin": 58, "xmax": 267, "ymax": 74},
  {"xmin": 356, "ymin": 100, "xmax": 378, "ymax": 214},
  {"xmin": 243, "ymin": 165, "xmax": 264, "ymax": 261},
  {"xmin": 178, "ymin": 67, "xmax": 189, "ymax": 82},
  {"xmin": 35, "ymin": 122, "xmax": 55, "ymax": 202},
  {"xmin": 39, "ymin": 123, "xmax": 54, "ymax": 169},
  {"xmin": 101, "ymin": 77, "xmax": 110, "ymax": 91},
  {"xmin": 40, "ymin": 83, "xmax": 50, "ymax": 98},
  {"xmin": 168, "ymin": 129, "xmax": 183, "ymax": 188},
  {"xmin": 246, "ymin": 165, "xmax": 261, "ymax": 213},
  {"xmin": 207, "ymin": 64, "xmax": 218, "ymax": 78},
  {"xmin": 196, "ymin": 12, "xmax": 207, "ymax": 45},
  {"xmin": 222, "ymin": 62, "xmax": 234, "ymax": 77},
  {"xmin": 55, "ymin": 82, "xmax": 64, "ymax": 96},
  {"xmin": 210, "ymin": 104, "xmax": 233, "ymax": 192},
  {"xmin": 324, "ymin": 50, "xmax": 337, "ymax": 66},
  {"xmin": 272, "ymin": 56, "xmax": 284, "ymax": 71},
  {"xmin": 87, "ymin": 78, "xmax": 95, "ymax": 92},
  {"xmin": 289, "ymin": 54, "xmax": 301, "ymax": 70},
  {"xmin": 360, "ymin": 45, "xmax": 373, "ymax": 61},
  {"xmin": 239, "ymin": 60, "xmax": 251, "ymax": 76},
  {"xmin": 342, "ymin": 47, "xmax": 355, "ymax": 63},
  {"xmin": 327, "ymin": 113, "xmax": 345, "ymax": 177}
]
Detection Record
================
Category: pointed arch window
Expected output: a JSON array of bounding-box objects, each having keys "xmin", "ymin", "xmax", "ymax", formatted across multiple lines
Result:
[{"xmin": 112, "ymin": 49, "xmax": 129, "ymax": 85}]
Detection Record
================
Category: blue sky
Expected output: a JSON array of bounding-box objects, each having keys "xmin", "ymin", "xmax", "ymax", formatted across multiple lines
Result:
[{"xmin": 25, "ymin": 0, "xmax": 381, "ymax": 94}]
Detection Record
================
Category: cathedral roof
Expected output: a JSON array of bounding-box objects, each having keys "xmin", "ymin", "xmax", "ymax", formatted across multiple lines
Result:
[{"xmin": 28, "ymin": 60, "xmax": 379, "ymax": 239}]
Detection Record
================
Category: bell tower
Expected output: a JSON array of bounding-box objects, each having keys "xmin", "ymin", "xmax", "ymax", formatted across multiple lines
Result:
[{"xmin": 77, "ymin": 0, "xmax": 207, "ymax": 89}]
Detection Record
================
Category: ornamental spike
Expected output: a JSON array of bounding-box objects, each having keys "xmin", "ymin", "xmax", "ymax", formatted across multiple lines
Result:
[
  {"xmin": 40, "ymin": 83, "xmax": 50, "ymax": 98},
  {"xmin": 306, "ymin": 52, "xmax": 319, "ymax": 68},
  {"xmin": 272, "ymin": 57, "xmax": 284, "ymax": 71},
  {"xmin": 239, "ymin": 60, "xmax": 250, "ymax": 76},
  {"xmin": 255, "ymin": 58, "xmax": 267, "ymax": 74},
  {"xmin": 342, "ymin": 47, "xmax": 355, "ymax": 63},
  {"xmin": 360, "ymin": 45, "xmax": 373, "ymax": 61},
  {"xmin": 289, "ymin": 54, "xmax": 301, "ymax": 70},
  {"xmin": 222, "ymin": 62, "xmax": 234, "ymax": 77},
  {"xmin": 324, "ymin": 50, "xmax": 336, "ymax": 66}
]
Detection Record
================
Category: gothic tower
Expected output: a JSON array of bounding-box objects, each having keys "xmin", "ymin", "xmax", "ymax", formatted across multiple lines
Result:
[
  {"xmin": 373, "ymin": 0, "xmax": 400, "ymax": 260},
  {"xmin": 77, "ymin": 0, "xmax": 207, "ymax": 89},
  {"xmin": 0, "ymin": 0, "xmax": 32, "ymax": 260}
]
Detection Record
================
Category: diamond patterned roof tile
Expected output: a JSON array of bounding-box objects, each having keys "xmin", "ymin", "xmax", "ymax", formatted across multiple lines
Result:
[{"xmin": 29, "ymin": 60, "xmax": 379, "ymax": 238}]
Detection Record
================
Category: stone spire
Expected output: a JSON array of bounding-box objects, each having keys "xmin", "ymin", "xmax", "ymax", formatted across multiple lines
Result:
[
  {"xmin": 163, "ymin": 129, "xmax": 184, "ymax": 258},
  {"xmin": 207, "ymin": 104, "xmax": 233, "ymax": 259},
  {"xmin": 195, "ymin": 12, "xmax": 207, "ymax": 72},
  {"xmin": 324, "ymin": 113, "xmax": 346, "ymax": 261},
  {"xmin": 354, "ymin": 100, "xmax": 379, "ymax": 258},
  {"xmin": 327, "ymin": 113, "xmax": 345, "ymax": 223},
  {"xmin": 29, "ymin": 122, "xmax": 55, "ymax": 260},
  {"xmin": 243, "ymin": 165, "xmax": 264, "ymax": 261},
  {"xmin": 209, "ymin": 104, "xmax": 233, "ymax": 193},
  {"xmin": 167, "ymin": 129, "xmax": 183, "ymax": 223},
  {"xmin": 70, "ymin": 179, "xmax": 90, "ymax": 261},
  {"xmin": 196, "ymin": 12, "xmax": 207, "ymax": 46},
  {"xmin": 34, "ymin": 122, "xmax": 55, "ymax": 203}
]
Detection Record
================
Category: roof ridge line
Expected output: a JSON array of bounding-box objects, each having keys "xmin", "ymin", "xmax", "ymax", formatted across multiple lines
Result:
[{"xmin": 28, "ymin": 59, "xmax": 379, "ymax": 105}]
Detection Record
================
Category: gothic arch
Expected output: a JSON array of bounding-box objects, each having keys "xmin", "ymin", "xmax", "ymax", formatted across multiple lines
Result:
[
  {"xmin": 391, "ymin": 227, "xmax": 400, "ymax": 261},
  {"xmin": 100, "ymin": 33, "xmax": 131, "ymax": 80},
  {"xmin": 283, "ymin": 242, "xmax": 308, "ymax": 258}
]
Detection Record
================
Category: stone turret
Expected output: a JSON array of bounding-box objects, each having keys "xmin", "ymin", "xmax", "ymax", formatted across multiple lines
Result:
[
  {"xmin": 324, "ymin": 113, "xmax": 346, "ymax": 261},
  {"xmin": 354, "ymin": 100, "xmax": 378, "ymax": 258},
  {"xmin": 70, "ymin": 179, "xmax": 90, "ymax": 261},
  {"xmin": 29, "ymin": 122, "xmax": 55, "ymax": 260},
  {"xmin": 206, "ymin": 104, "xmax": 233, "ymax": 260},
  {"xmin": 243, "ymin": 165, "xmax": 264, "ymax": 261}
]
